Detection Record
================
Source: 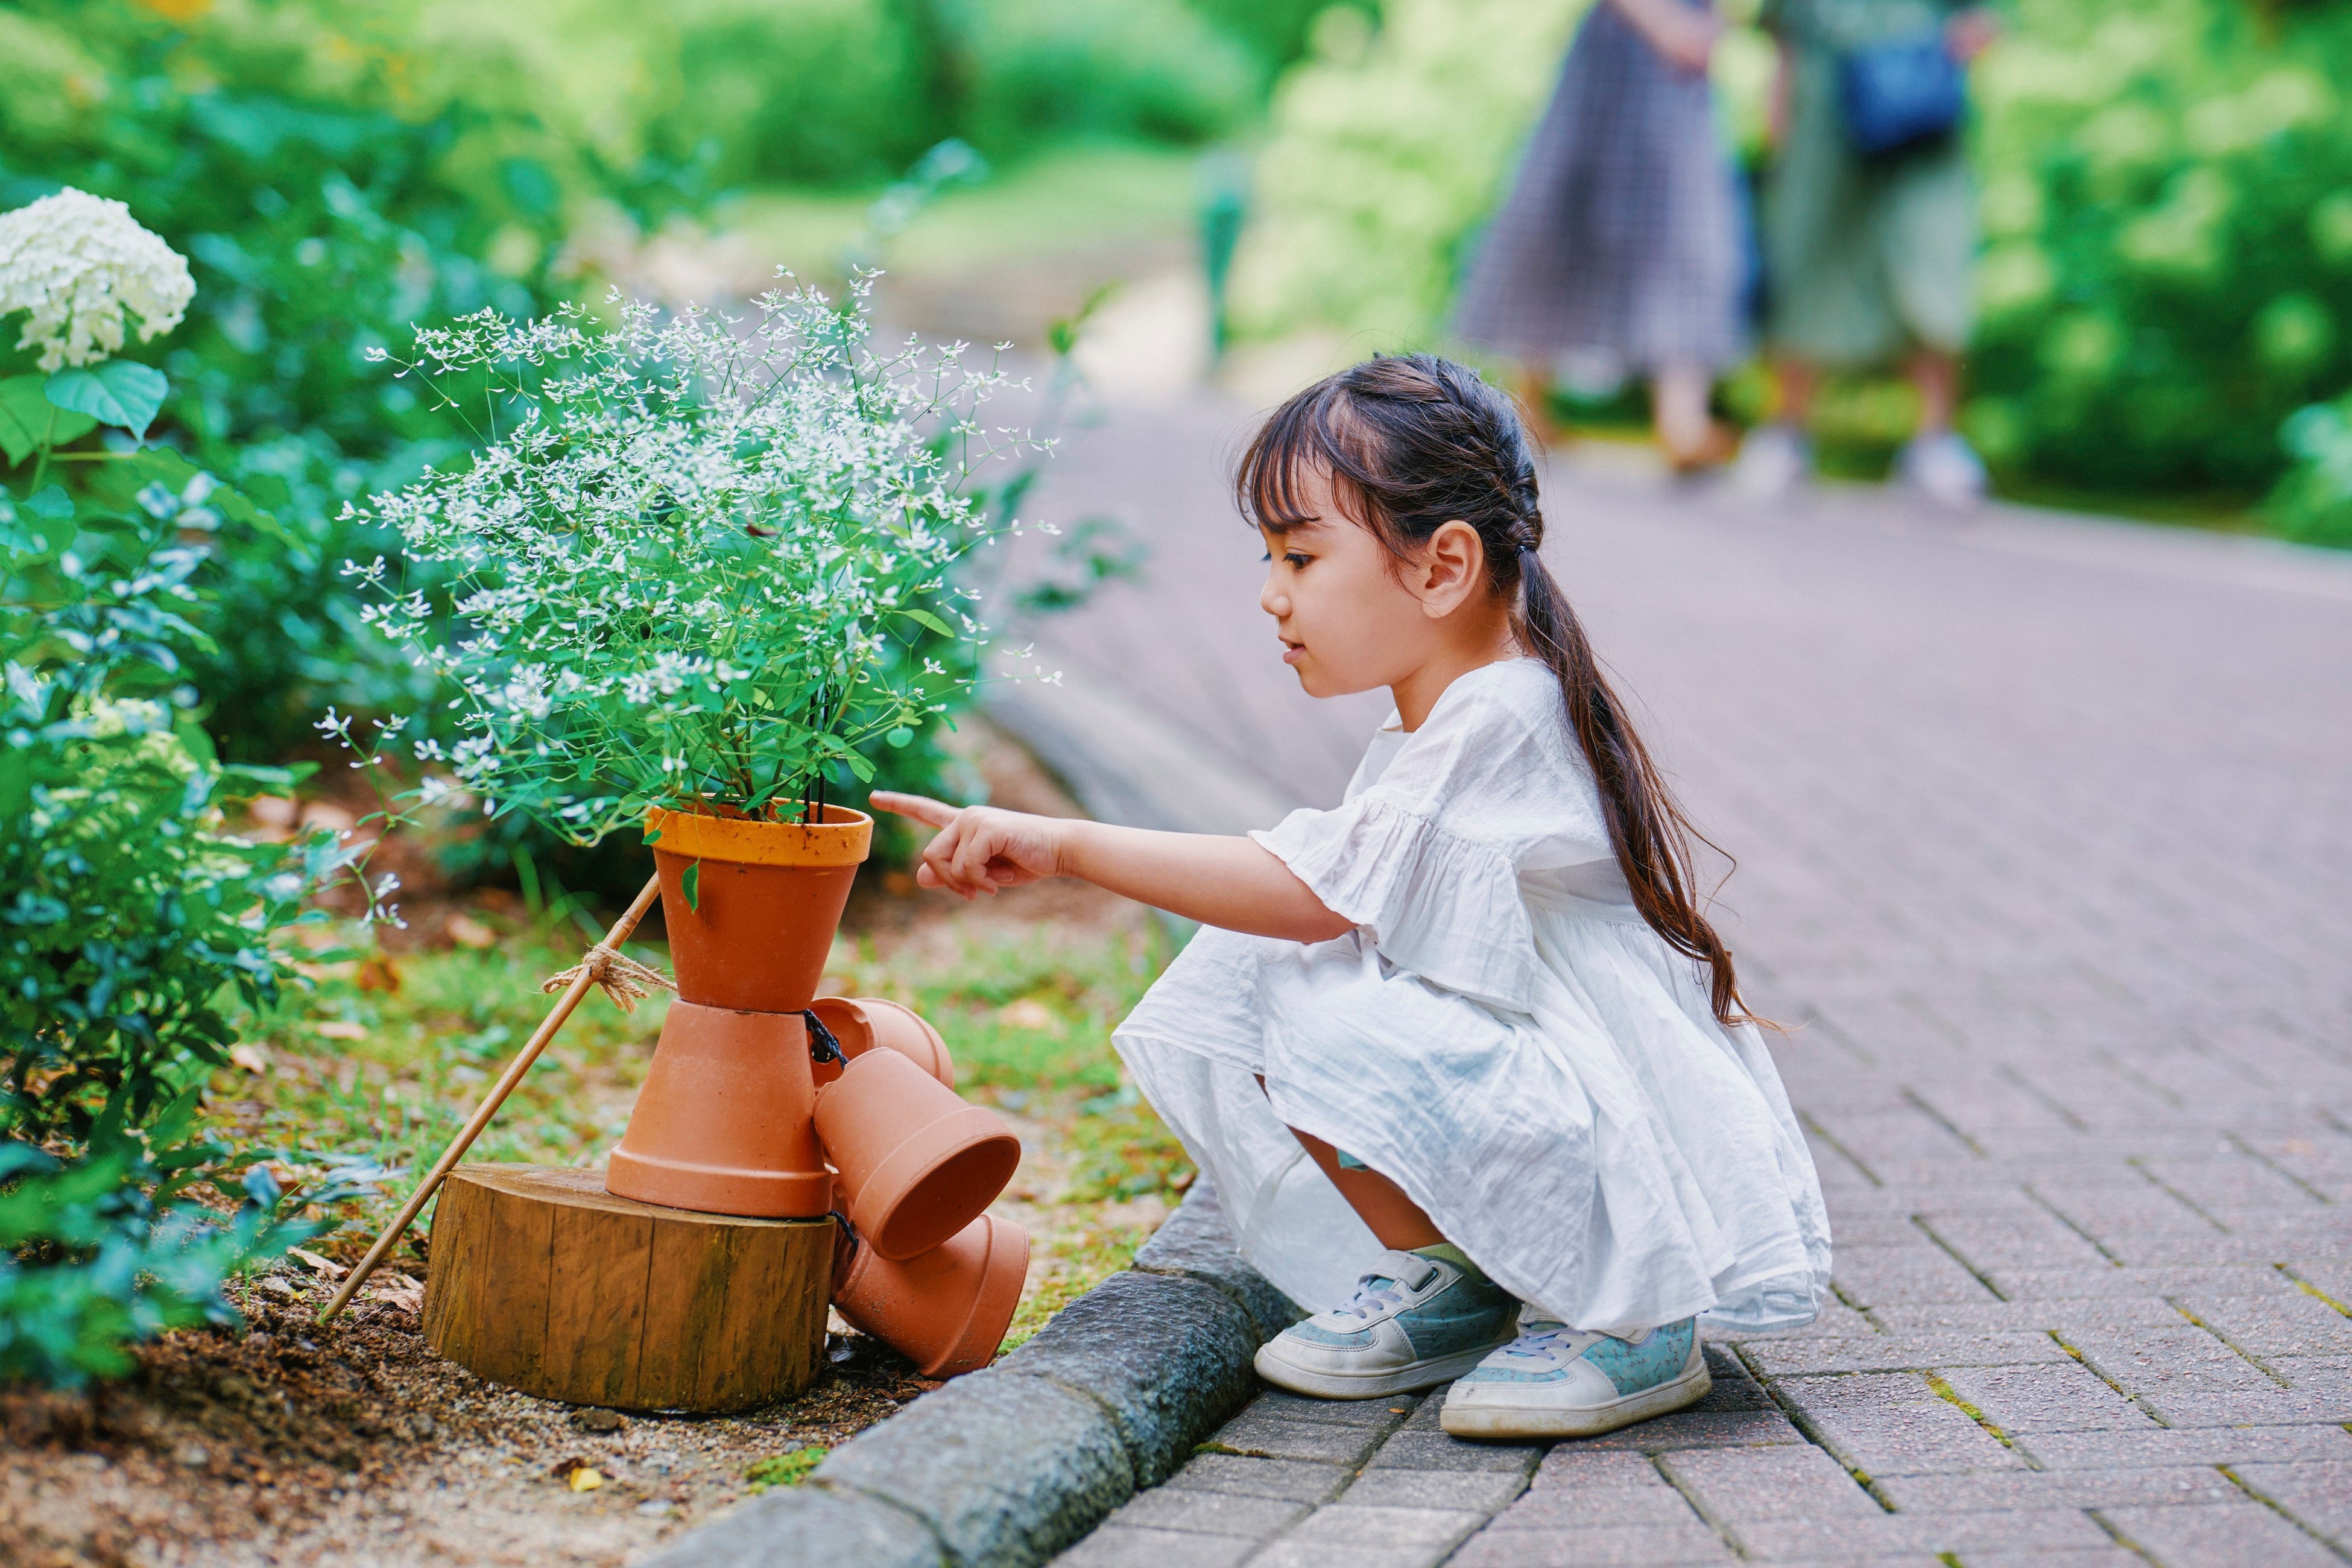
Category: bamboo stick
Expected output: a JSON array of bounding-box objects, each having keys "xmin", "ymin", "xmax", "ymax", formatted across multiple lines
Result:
[{"xmin": 317, "ymin": 872, "xmax": 665, "ymax": 1324}]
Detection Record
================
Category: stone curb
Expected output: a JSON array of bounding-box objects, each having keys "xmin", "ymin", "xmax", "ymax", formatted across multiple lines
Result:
[{"xmin": 640, "ymin": 1180, "xmax": 1301, "ymax": 1568}]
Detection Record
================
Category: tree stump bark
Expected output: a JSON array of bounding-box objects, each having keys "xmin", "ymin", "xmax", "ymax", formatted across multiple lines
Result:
[{"xmin": 422, "ymin": 1164, "xmax": 832, "ymax": 1412}]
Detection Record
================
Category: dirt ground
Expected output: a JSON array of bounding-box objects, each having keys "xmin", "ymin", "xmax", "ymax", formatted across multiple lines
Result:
[{"xmin": 1, "ymin": 724, "xmax": 1171, "ymax": 1568}]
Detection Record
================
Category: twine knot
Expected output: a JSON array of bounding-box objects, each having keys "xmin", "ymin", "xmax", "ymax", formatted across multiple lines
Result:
[{"xmin": 542, "ymin": 943, "xmax": 677, "ymax": 1013}]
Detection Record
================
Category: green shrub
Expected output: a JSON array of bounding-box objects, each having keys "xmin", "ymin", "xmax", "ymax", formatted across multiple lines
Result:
[
  {"xmin": 2266, "ymin": 390, "xmax": 2352, "ymax": 548},
  {"xmin": 1182, "ymin": 0, "xmax": 1369, "ymax": 73},
  {"xmin": 2, "ymin": 454, "xmax": 331, "ymax": 1386},
  {"xmin": 1962, "ymin": 0, "xmax": 2352, "ymax": 497},
  {"xmin": 0, "ymin": 1107, "xmax": 309, "ymax": 1388},
  {"xmin": 655, "ymin": 0, "xmax": 938, "ymax": 186},
  {"xmin": 0, "ymin": 0, "xmax": 599, "ymax": 762},
  {"xmin": 953, "ymin": 0, "xmax": 1265, "ymax": 158},
  {"xmin": 1, "ymin": 460, "xmax": 330, "ymax": 1143}
]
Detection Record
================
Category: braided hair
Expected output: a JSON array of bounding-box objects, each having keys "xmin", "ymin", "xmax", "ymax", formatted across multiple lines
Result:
[{"xmin": 1236, "ymin": 353, "xmax": 1759, "ymax": 1031}]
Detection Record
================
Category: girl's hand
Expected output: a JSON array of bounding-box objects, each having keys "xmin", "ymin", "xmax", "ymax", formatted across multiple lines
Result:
[{"xmin": 870, "ymin": 792, "xmax": 1070, "ymax": 899}]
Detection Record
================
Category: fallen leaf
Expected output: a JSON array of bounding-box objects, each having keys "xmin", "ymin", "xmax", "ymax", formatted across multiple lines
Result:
[
  {"xmin": 254, "ymin": 1276, "xmax": 300, "ymax": 1301},
  {"xmin": 445, "ymin": 913, "xmax": 497, "ymax": 950},
  {"xmin": 996, "ymin": 997, "xmax": 1061, "ymax": 1033},
  {"xmin": 354, "ymin": 956, "xmax": 402, "ymax": 994},
  {"xmin": 368, "ymin": 1274, "xmax": 425, "ymax": 1314},
  {"xmin": 569, "ymin": 1467, "xmax": 605, "ymax": 1493},
  {"xmin": 313, "ymin": 1020, "xmax": 369, "ymax": 1040},
  {"xmin": 286, "ymin": 1247, "xmax": 347, "ymax": 1279},
  {"xmin": 228, "ymin": 1043, "xmax": 272, "ymax": 1075}
]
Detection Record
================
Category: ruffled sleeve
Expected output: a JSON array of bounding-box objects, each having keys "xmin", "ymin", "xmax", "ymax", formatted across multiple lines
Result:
[
  {"xmin": 1248, "ymin": 660, "xmax": 1617, "ymax": 1013},
  {"xmin": 1253, "ymin": 796, "xmax": 1541, "ymax": 1012}
]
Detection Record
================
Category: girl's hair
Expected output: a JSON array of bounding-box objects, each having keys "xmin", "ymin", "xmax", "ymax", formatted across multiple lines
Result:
[{"xmin": 1237, "ymin": 352, "xmax": 1760, "ymax": 1031}]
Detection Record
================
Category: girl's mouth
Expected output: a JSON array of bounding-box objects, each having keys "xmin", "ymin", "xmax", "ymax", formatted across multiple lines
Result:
[{"xmin": 1280, "ymin": 638, "xmax": 1305, "ymax": 666}]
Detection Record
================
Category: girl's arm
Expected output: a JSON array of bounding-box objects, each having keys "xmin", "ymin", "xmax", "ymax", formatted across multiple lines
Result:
[{"xmin": 870, "ymin": 791, "xmax": 1355, "ymax": 944}]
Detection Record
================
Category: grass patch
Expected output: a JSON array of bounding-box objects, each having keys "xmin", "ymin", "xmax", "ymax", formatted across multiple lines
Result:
[{"xmin": 744, "ymin": 1445, "xmax": 829, "ymax": 1492}]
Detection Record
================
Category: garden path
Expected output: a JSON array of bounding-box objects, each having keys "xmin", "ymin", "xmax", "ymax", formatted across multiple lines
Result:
[{"xmin": 991, "ymin": 394, "xmax": 2352, "ymax": 1568}]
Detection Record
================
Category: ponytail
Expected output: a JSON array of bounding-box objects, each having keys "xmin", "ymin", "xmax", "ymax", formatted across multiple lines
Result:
[
  {"xmin": 1515, "ymin": 551, "xmax": 1756, "ymax": 1028},
  {"xmin": 1238, "ymin": 353, "xmax": 1764, "ymax": 1031}
]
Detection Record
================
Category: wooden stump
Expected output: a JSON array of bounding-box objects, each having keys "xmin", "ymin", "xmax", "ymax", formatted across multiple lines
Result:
[{"xmin": 422, "ymin": 1164, "xmax": 832, "ymax": 1413}]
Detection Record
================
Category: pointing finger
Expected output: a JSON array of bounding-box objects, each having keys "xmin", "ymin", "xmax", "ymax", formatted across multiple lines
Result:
[{"xmin": 870, "ymin": 791, "xmax": 961, "ymax": 829}]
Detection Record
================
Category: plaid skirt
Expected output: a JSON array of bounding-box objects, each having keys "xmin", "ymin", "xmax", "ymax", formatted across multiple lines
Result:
[{"xmin": 1453, "ymin": 2, "xmax": 1748, "ymax": 373}]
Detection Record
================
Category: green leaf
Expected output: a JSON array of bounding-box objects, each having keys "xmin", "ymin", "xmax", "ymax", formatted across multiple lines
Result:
[
  {"xmin": 0, "ymin": 375, "xmax": 95, "ymax": 464},
  {"xmin": 884, "ymin": 726, "xmax": 914, "ymax": 748},
  {"xmin": 899, "ymin": 607, "xmax": 956, "ymax": 639},
  {"xmin": 45, "ymin": 362, "xmax": 169, "ymax": 442},
  {"xmin": 680, "ymin": 860, "xmax": 701, "ymax": 911},
  {"xmin": 26, "ymin": 485, "xmax": 72, "ymax": 519}
]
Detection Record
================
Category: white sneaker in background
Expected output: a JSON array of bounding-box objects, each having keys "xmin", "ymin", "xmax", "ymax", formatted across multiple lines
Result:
[
  {"xmin": 1731, "ymin": 423, "xmax": 1812, "ymax": 498},
  {"xmin": 1894, "ymin": 431, "xmax": 1989, "ymax": 510}
]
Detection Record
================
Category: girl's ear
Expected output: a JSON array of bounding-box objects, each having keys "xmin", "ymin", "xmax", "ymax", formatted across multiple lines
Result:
[{"xmin": 1412, "ymin": 520, "xmax": 1488, "ymax": 618}]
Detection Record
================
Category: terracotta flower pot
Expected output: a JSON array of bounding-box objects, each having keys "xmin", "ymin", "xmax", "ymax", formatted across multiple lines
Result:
[
  {"xmin": 813, "ymin": 1048, "xmax": 1021, "ymax": 1261},
  {"xmin": 808, "ymin": 996, "xmax": 955, "ymax": 1090},
  {"xmin": 831, "ymin": 1213, "xmax": 1029, "ymax": 1379},
  {"xmin": 606, "ymin": 1000, "xmax": 832, "ymax": 1217},
  {"xmin": 646, "ymin": 803, "xmax": 872, "ymax": 1014}
]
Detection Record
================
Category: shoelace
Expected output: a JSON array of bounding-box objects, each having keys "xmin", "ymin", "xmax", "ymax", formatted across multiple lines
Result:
[
  {"xmin": 1495, "ymin": 1321, "xmax": 1574, "ymax": 1364},
  {"xmin": 1328, "ymin": 1272, "xmax": 1409, "ymax": 1323}
]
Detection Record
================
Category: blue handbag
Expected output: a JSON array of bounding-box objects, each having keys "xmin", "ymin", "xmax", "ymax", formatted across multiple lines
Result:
[{"xmin": 1839, "ymin": 34, "xmax": 1965, "ymax": 157}]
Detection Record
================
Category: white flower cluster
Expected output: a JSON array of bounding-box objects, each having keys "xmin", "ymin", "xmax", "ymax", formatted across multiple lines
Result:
[
  {"xmin": 0, "ymin": 188, "xmax": 195, "ymax": 371},
  {"xmin": 347, "ymin": 277, "xmax": 1039, "ymax": 845}
]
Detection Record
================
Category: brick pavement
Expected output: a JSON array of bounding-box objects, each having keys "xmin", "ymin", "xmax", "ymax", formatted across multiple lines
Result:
[{"xmin": 1010, "ymin": 396, "xmax": 2352, "ymax": 1567}]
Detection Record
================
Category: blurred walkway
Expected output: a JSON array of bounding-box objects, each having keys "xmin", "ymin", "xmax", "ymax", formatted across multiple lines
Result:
[{"xmin": 992, "ymin": 393, "xmax": 2352, "ymax": 1567}]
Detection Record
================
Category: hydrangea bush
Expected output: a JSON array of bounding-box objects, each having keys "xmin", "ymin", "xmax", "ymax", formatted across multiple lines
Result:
[
  {"xmin": 0, "ymin": 189, "xmax": 192, "ymax": 374},
  {"xmin": 350, "ymin": 279, "xmax": 1044, "ymax": 846}
]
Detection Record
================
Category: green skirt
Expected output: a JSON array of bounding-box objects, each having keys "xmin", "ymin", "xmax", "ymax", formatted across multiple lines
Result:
[{"xmin": 1762, "ymin": 49, "xmax": 1976, "ymax": 364}]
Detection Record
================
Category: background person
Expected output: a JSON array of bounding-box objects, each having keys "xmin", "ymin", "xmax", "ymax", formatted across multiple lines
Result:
[
  {"xmin": 1455, "ymin": 0, "xmax": 1749, "ymax": 472},
  {"xmin": 1735, "ymin": 0, "xmax": 2002, "ymax": 504}
]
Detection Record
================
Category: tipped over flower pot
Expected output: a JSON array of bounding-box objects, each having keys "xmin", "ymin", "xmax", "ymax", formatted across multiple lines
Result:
[
  {"xmin": 814, "ymin": 1048, "xmax": 1020, "ymax": 1260},
  {"xmin": 808, "ymin": 996, "xmax": 955, "ymax": 1089},
  {"xmin": 831, "ymin": 1212, "xmax": 1029, "ymax": 1378}
]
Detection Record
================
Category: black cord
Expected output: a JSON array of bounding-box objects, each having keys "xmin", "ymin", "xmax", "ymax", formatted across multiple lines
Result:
[{"xmin": 805, "ymin": 1009, "xmax": 846, "ymax": 1065}]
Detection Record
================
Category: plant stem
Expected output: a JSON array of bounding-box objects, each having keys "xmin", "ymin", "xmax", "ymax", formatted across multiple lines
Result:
[{"xmin": 29, "ymin": 406, "xmax": 57, "ymax": 491}]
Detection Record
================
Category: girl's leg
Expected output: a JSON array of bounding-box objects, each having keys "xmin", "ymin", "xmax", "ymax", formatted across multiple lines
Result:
[{"xmin": 1288, "ymin": 1125, "xmax": 1444, "ymax": 1250}]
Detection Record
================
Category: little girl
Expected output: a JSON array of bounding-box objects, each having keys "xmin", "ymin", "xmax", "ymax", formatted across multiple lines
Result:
[{"xmin": 875, "ymin": 355, "xmax": 1830, "ymax": 1441}]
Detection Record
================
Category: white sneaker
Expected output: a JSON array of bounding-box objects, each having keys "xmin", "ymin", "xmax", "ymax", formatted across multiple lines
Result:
[
  {"xmin": 1253, "ymin": 1249, "xmax": 1521, "ymax": 1400},
  {"xmin": 1894, "ymin": 431, "xmax": 1988, "ymax": 509},
  {"xmin": 1731, "ymin": 423, "xmax": 1812, "ymax": 498},
  {"xmin": 1441, "ymin": 1317, "xmax": 1710, "ymax": 1440}
]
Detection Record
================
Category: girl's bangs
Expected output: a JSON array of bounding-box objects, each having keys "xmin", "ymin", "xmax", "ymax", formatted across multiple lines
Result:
[{"xmin": 1237, "ymin": 385, "xmax": 1374, "ymax": 535}]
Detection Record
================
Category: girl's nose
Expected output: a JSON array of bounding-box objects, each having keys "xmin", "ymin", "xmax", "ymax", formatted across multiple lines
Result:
[{"xmin": 1260, "ymin": 566, "xmax": 1289, "ymax": 619}]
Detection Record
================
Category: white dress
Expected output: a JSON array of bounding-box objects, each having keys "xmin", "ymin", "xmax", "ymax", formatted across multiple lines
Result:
[{"xmin": 1114, "ymin": 659, "xmax": 1832, "ymax": 1339}]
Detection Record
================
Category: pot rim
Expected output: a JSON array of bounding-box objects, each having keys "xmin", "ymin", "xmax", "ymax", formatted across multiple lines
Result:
[{"xmin": 644, "ymin": 801, "xmax": 873, "ymax": 867}]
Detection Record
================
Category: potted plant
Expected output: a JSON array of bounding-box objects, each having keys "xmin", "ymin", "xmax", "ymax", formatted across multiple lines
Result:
[{"xmin": 350, "ymin": 278, "xmax": 1037, "ymax": 1213}]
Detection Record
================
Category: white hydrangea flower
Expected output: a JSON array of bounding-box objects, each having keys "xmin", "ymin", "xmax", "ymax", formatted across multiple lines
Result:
[{"xmin": 0, "ymin": 188, "xmax": 195, "ymax": 371}]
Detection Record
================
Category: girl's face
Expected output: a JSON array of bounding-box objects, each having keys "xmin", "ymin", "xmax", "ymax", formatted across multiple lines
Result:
[{"xmin": 1256, "ymin": 466, "xmax": 1494, "ymax": 700}]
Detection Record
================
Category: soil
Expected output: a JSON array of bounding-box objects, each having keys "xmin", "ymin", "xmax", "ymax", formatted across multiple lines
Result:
[
  {"xmin": 0, "ymin": 1275, "xmax": 932, "ymax": 1568},
  {"xmin": 1, "ymin": 719, "xmax": 1166, "ymax": 1567}
]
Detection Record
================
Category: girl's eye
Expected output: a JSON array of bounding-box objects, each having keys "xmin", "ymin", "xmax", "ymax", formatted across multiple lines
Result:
[{"xmin": 1285, "ymin": 553, "xmax": 1310, "ymax": 569}]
